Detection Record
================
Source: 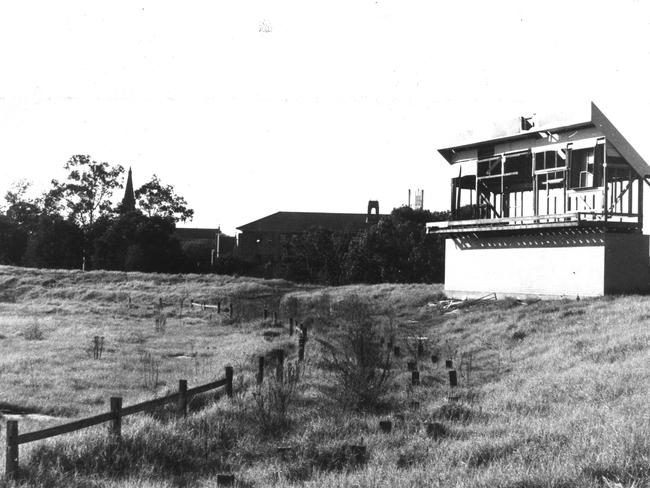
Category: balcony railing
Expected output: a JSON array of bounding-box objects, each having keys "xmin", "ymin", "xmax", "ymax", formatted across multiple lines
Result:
[{"xmin": 427, "ymin": 211, "xmax": 639, "ymax": 235}]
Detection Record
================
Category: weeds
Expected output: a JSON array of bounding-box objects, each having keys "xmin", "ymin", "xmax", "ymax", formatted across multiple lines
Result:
[{"xmin": 140, "ymin": 350, "xmax": 162, "ymax": 390}]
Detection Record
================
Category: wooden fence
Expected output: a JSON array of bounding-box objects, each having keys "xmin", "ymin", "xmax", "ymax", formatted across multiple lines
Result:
[{"xmin": 5, "ymin": 366, "xmax": 234, "ymax": 479}]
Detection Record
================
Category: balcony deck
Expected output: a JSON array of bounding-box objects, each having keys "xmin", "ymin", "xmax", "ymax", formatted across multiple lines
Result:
[{"xmin": 427, "ymin": 212, "xmax": 640, "ymax": 235}]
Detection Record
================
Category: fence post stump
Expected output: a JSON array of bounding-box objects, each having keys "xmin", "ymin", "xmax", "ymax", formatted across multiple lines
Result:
[
  {"xmin": 229, "ymin": 303, "xmax": 233, "ymax": 319},
  {"xmin": 263, "ymin": 308, "xmax": 268, "ymax": 320},
  {"xmin": 225, "ymin": 366, "xmax": 233, "ymax": 398},
  {"xmin": 216, "ymin": 473, "xmax": 235, "ymax": 486},
  {"xmin": 411, "ymin": 370, "xmax": 420, "ymax": 386},
  {"xmin": 289, "ymin": 318, "xmax": 294, "ymax": 337},
  {"xmin": 379, "ymin": 420, "xmax": 392, "ymax": 433},
  {"xmin": 178, "ymin": 379, "xmax": 188, "ymax": 418},
  {"xmin": 110, "ymin": 397, "xmax": 122, "ymax": 438},
  {"xmin": 445, "ymin": 359, "xmax": 453, "ymax": 369},
  {"xmin": 393, "ymin": 346, "xmax": 401, "ymax": 357},
  {"xmin": 257, "ymin": 356, "xmax": 265, "ymax": 385},
  {"xmin": 417, "ymin": 338, "xmax": 424, "ymax": 357},
  {"xmin": 449, "ymin": 370, "xmax": 458, "ymax": 387},
  {"xmin": 272, "ymin": 311, "xmax": 278, "ymax": 325},
  {"xmin": 5, "ymin": 420, "xmax": 18, "ymax": 480},
  {"xmin": 217, "ymin": 301, "xmax": 221, "ymax": 313}
]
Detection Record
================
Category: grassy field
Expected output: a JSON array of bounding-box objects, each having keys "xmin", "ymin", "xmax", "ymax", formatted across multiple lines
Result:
[{"xmin": 1, "ymin": 266, "xmax": 649, "ymax": 487}]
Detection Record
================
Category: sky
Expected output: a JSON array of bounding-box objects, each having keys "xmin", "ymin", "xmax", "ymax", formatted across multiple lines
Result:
[{"xmin": 2, "ymin": 1, "xmax": 650, "ymax": 235}]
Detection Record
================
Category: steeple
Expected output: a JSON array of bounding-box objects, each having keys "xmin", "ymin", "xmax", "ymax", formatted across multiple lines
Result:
[{"xmin": 121, "ymin": 167, "xmax": 136, "ymax": 213}]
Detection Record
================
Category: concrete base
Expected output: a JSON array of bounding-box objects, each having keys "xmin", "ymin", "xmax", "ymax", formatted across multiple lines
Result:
[{"xmin": 444, "ymin": 231, "xmax": 650, "ymax": 299}]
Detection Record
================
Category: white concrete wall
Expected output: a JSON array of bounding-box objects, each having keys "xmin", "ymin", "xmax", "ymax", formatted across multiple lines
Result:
[{"xmin": 444, "ymin": 233, "xmax": 606, "ymax": 298}]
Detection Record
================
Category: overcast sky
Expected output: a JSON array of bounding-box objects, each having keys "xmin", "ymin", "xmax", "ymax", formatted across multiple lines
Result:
[{"xmin": 2, "ymin": 1, "xmax": 650, "ymax": 234}]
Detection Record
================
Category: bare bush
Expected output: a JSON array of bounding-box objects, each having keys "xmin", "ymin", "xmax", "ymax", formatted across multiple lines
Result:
[
  {"xmin": 154, "ymin": 312, "xmax": 167, "ymax": 334},
  {"xmin": 140, "ymin": 350, "xmax": 162, "ymax": 390},
  {"xmin": 251, "ymin": 360, "xmax": 302, "ymax": 436},
  {"xmin": 318, "ymin": 295, "xmax": 393, "ymax": 409}
]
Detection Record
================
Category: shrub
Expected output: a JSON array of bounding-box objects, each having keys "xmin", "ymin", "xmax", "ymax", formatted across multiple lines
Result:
[
  {"xmin": 251, "ymin": 360, "xmax": 301, "ymax": 436},
  {"xmin": 24, "ymin": 320, "xmax": 44, "ymax": 340},
  {"xmin": 317, "ymin": 295, "xmax": 393, "ymax": 409}
]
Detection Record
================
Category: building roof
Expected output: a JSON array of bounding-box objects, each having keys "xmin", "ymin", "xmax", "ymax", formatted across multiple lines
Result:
[
  {"xmin": 438, "ymin": 102, "xmax": 650, "ymax": 177},
  {"xmin": 237, "ymin": 212, "xmax": 385, "ymax": 234}
]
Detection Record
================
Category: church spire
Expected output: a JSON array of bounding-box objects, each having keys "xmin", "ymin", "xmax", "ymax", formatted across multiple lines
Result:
[{"xmin": 121, "ymin": 167, "xmax": 136, "ymax": 213}]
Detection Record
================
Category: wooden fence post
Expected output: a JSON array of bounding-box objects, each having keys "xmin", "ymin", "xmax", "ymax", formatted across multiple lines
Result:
[
  {"xmin": 289, "ymin": 318, "xmax": 294, "ymax": 337},
  {"xmin": 411, "ymin": 370, "xmax": 420, "ymax": 386},
  {"xmin": 449, "ymin": 370, "xmax": 458, "ymax": 387},
  {"xmin": 257, "ymin": 356, "xmax": 264, "ymax": 385},
  {"xmin": 229, "ymin": 303, "xmax": 233, "ymax": 319},
  {"xmin": 225, "ymin": 366, "xmax": 233, "ymax": 398},
  {"xmin": 217, "ymin": 301, "xmax": 221, "ymax": 313},
  {"xmin": 178, "ymin": 379, "xmax": 188, "ymax": 418},
  {"xmin": 263, "ymin": 308, "xmax": 268, "ymax": 320},
  {"xmin": 110, "ymin": 397, "xmax": 122, "ymax": 438},
  {"xmin": 298, "ymin": 325, "xmax": 307, "ymax": 361},
  {"xmin": 5, "ymin": 420, "xmax": 18, "ymax": 480},
  {"xmin": 275, "ymin": 349, "xmax": 284, "ymax": 382}
]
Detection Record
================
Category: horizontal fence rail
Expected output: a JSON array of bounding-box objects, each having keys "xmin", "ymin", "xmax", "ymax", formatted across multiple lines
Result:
[{"xmin": 5, "ymin": 366, "xmax": 233, "ymax": 479}]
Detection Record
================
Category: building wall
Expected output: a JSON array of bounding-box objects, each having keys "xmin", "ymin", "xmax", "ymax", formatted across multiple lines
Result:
[
  {"xmin": 603, "ymin": 233, "xmax": 650, "ymax": 293},
  {"xmin": 444, "ymin": 231, "xmax": 628, "ymax": 299}
]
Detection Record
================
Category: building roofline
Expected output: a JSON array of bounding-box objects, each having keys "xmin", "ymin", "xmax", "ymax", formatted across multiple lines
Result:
[
  {"xmin": 437, "ymin": 102, "xmax": 650, "ymax": 177},
  {"xmin": 438, "ymin": 121, "xmax": 593, "ymax": 162},
  {"xmin": 236, "ymin": 211, "xmax": 389, "ymax": 232}
]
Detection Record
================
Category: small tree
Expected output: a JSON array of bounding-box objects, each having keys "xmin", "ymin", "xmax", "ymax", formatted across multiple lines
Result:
[
  {"xmin": 317, "ymin": 295, "xmax": 393, "ymax": 409},
  {"xmin": 135, "ymin": 175, "xmax": 194, "ymax": 223}
]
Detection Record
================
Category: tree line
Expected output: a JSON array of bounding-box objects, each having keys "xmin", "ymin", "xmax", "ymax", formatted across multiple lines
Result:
[
  {"xmin": 0, "ymin": 154, "xmax": 457, "ymax": 283},
  {"xmin": 0, "ymin": 155, "xmax": 196, "ymax": 272}
]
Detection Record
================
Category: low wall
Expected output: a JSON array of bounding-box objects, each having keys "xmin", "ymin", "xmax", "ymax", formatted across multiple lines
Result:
[{"xmin": 444, "ymin": 231, "xmax": 650, "ymax": 299}]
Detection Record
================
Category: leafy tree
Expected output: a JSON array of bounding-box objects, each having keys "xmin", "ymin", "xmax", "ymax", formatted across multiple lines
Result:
[
  {"xmin": 342, "ymin": 207, "xmax": 447, "ymax": 284},
  {"xmin": 283, "ymin": 227, "xmax": 353, "ymax": 285},
  {"xmin": 3, "ymin": 180, "xmax": 42, "ymax": 228},
  {"xmin": 22, "ymin": 215, "xmax": 84, "ymax": 269},
  {"xmin": 135, "ymin": 175, "xmax": 194, "ymax": 223},
  {"xmin": 49, "ymin": 155, "xmax": 124, "ymax": 227},
  {"xmin": 90, "ymin": 212, "xmax": 185, "ymax": 273},
  {"xmin": 0, "ymin": 215, "xmax": 28, "ymax": 265}
]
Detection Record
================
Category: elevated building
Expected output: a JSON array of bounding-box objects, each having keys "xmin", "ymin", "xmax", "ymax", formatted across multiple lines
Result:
[{"xmin": 429, "ymin": 102, "xmax": 650, "ymax": 298}]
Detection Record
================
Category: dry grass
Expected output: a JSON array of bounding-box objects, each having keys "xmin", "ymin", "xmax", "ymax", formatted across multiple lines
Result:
[{"xmin": 1, "ymin": 266, "xmax": 649, "ymax": 487}]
